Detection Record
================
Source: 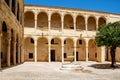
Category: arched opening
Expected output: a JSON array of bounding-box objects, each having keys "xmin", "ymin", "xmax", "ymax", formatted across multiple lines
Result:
[
  {"xmin": 64, "ymin": 14, "xmax": 74, "ymax": 29},
  {"xmin": 24, "ymin": 11, "xmax": 34, "ymax": 27},
  {"xmin": 37, "ymin": 12, "xmax": 48, "ymax": 30},
  {"xmin": 17, "ymin": 3, "xmax": 20, "ymax": 21},
  {"xmin": 51, "ymin": 38, "xmax": 61, "ymax": 61},
  {"xmin": 16, "ymin": 35, "xmax": 19, "ymax": 63},
  {"xmin": 1, "ymin": 22, "xmax": 7, "ymax": 67},
  {"xmin": 10, "ymin": 29, "xmax": 14, "ymax": 65},
  {"xmin": 37, "ymin": 37, "xmax": 48, "ymax": 61},
  {"xmin": 98, "ymin": 17, "xmax": 106, "ymax": 27},
  {"xmin": 51, "ymin": 13, "xmax": 61, "ymax": 30},
  {"xmin": 88, "ymin": 16, "xmax": 96, "ymax": 31},
  {"xmin": 12, "ymin": 0, "xmax": 15, "ymax": 14},
  {"xmin": 88, "ymin": 39, "xmax": 97, "ymax": 61},
  {"xmin": 76, "ymin": 15, "xmax": 85, "ymax": 30},
  {"xmin": 64, "ymin": 38, "xmax": 74, "ymax": 61},
  {"xmin": 24, "ymin": 37, "xmax": 35, "ymax": 61},
  {"xmin": 76, "ymin": 39, "xmax": 86, "ymax": 61}
]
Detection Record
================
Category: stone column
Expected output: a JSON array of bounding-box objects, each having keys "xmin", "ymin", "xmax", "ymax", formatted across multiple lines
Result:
[
  {"xmin": 21, "ymin": 44, "xmax": 24, "ymax": 63},
  {"xmin": 34, "ymin": 12, "xmax": 38, "ymax": 31},
  {"xmin": 13, "ymin": 33, "xmax": 16, "ymax": 65},
  {"xmin": 7, "ymin": 29, "xmax": 11, "ymax": 67},
  {"xmin": 74, "ymin": 41, "xmax": 77, "ymax": 62},
  {"xmin": 96, "ymin": 16, "xmax": 99, "ymax": 30},
  {"xmin": 18, "ymin": 42, "xmax": 21, "ymax": 64},
  {"xmin": 61, "ymin": 13, "xmax": 64, "ymax": 31},
  {"xmin": 34, "ymin": 38, "xmax": 37, "ymax": 62},
  {"xmin": 48, "ymin": 39, "xmax": 51, "ymax": 62},
  {"xmin": 48, "ymin": 12, "xmax": 51, "ymax": 31},
  {"xmin": 61, "ymin": 39, "xmax": 64, "ymax": 63},
  {"xmin": 73, "ymin": 14, "xmax": 76, "ymax": 31},
  {"xmin": 85, "ymin": 38, "xmax": 89, "ymax": 62},
  {"xmin": 101, "ymin": 46, "xmax": 105, "ymax": 62},
  {"xmin": 85, "ymin": 15, "xmax": 88, "ymax": 31}
]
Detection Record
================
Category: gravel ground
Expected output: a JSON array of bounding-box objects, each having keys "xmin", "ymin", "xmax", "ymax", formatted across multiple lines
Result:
[{"xmin": 0, "ymin": 61, "xmax": 120, "ymax": 80}]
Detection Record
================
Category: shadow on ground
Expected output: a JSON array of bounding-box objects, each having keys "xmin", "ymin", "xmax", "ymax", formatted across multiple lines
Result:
[{"xmin": 89, "ymin": 63, "xmax": 120, "ymax": 69}]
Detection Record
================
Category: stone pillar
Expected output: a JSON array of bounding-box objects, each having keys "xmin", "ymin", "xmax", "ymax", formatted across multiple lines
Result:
[
  {"xmin": 73, "ymin": 14, "xmax": 76, "ymax": 31},
  {"xmin": 101, "ymin": 46, "xmax": 105, "ymax": 62},
  {"xmin": 34, "ymin": 12, "xmax": 38, "ymax": 31},
  {"xmin": 48, "ymin": 12, "xmax": 51, "ymax": 31},
  {"xmin": 18, "ymin": 43, "xmax": 20, "ymax": 64},
  {"xmin": 61, "ymin": 39, "xmax": 64, "ymax": 63},
  {"xmin": 61, "ymin": 13, "xmax": 64, "ymax": 31},
  {"xmin": 96, "ymin": 16, "xmax": 99, "ymax": 30},
  {"xmin": 21, "ymin": 44, "xmax": 24, "ymax": 63},
  {"xmin": 7, "ymin": 29, "xmax": 11, "ymax": 67},
  {"xmin": 74, "ymin": 41, "xmax": 77, "ymax": 62},
  {"xmin": 13, "ymin": 33, "xmax": 16, "ymax": 65},
  {"xmin": 85, "ymin": 38, "xmax": 89, "ymax": 62},
  {"xmin": 34, "ymin": 38, "xmax": 37, "ymax": 62},
  {"xmin": 85, "ymin": 15, "xmax": 88, "ymax": 31},
  {"xmin": 48, "ymin": 40, "xmax": 51, "ymax": 62}
]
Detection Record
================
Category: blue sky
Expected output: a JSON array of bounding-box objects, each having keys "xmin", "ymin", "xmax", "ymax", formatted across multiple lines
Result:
[{"xmin": 24, "ymin": 0, "xmax": 120, "ymax": 14}]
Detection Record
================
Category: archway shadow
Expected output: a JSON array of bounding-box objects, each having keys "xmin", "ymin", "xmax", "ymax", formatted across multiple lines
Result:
[{"xmin": 89, "ymin": 63, "xmax": 120, "ymax": 69}]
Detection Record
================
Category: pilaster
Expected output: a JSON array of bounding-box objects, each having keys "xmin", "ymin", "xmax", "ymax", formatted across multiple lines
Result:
[
  {"xmin": 61, "ymin": 39, "xmax": 64, "ymax": 63},
  {"xmin": 34, "ymin": 38, "xmax": 37, "ymax": 62},
  {"xmin": 7, "ymin": 29, "xmax": 11, "ymax": 67},
  {"xmin": 13, "ymin": 33, "xmax": 16, "ymax": 65}
]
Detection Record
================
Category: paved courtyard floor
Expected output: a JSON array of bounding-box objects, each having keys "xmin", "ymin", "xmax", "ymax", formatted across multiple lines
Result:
[{"xmin": 0, "ymin": 61, "xmax": 120, "ymax": 80}]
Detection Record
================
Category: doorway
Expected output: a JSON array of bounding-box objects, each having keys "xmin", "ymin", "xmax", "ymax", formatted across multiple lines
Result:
[
  {"xmin": 51, "ymin": 50, "xmax": 55, "ymax": 61},
  {"xmin": 76, "ymin": 52, "xmax": 79, "ymax": 61}
]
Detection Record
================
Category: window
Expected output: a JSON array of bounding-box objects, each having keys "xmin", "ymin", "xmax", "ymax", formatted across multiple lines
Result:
[
  {"xmin": 64, "ymin": 53, "xmax": 67, "ymax": 58},
  {"xmin": 79, "ymin": 40, "xmax": 82, "ymax": 44},
  {"xmin": 30, "ymin": 38, "xmax": 34, "ymax": 44},
  {"xmin": 64, "ymin": 40, "xmax": 66, "ymax": 44},
  {"xmin": 51, "ymin": 39, "xmax": 54, "ymax": 44},
  {"xmin": 29, "ymin": 53, "xmax": 33, "ymax": 58},
  {"xmin": 95, "ymin": 53, "xmax": 97, "ymax": 58}
]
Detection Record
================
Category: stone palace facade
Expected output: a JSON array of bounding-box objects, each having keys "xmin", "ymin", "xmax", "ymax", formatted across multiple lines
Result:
[
  {"xmin": 24, "ymin": 5, "xmax": 120, "ymax": 63},
  {"xmin": 0, "ymin": 0, "xmax": 24, "ymax": 69}
]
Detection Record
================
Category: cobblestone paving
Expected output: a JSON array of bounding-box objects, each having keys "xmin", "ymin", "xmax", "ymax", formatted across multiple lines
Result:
[{"xmin": 0, "ymin": 62, "xmax": 120, "ymax": 80}]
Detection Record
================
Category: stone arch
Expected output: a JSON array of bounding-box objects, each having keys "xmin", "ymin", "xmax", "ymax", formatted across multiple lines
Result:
[
  {"xmin": 88, "ymin": 39, "xmax": 97, "ymax": 61},
  {"xmin": 64, "ymin": 38, "xmax": 74, "ymax": 61},
  {"xmin": 98, "ymin": 17, "xmax": 106, "ymax": 27},
  {"xmin": 50, "ymin": 37, "xmax": 61, "ymax": 61},
  {"xmin": 51, "ymin": 13, "xmax": 61, "ymax": 30},
  {"xmin": 76, "ymin": 15, "xmax": 85, "ymax": 30},
  {"xmin": 1, "ymin": 21, "xmax": 8, "ymax": 67},
  {"xmin": 88, "ymin": 16, "xmax": 96, "ymax": 31},
  {"xmin": 24, "ymin": 37, "xmax": 35, "ymax": 61},
  {"xmin": 64, "ymin": 14, "xmax": 74, "ymax": 29},
  {"xmin": 37, "ymin": 12, "xmax": 48, "ymax": 30},
  {"xmin": 76, "ymin": 39, "xmax": 86, "ymax": 61},
  {"xmin": 24, "ymin": 11, "xmax": 35, "ymax": 27}
]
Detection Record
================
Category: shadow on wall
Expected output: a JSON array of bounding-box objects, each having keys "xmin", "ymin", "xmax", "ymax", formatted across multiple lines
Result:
[{"xmin": 89, "ymin": 63, "xmax": 120, "ymax": 69}]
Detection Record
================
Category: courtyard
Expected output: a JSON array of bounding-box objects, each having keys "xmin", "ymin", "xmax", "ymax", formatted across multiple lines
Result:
[{"xmin": 0, "ymin": 62, "xmax": 120, "ymax": 80}]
